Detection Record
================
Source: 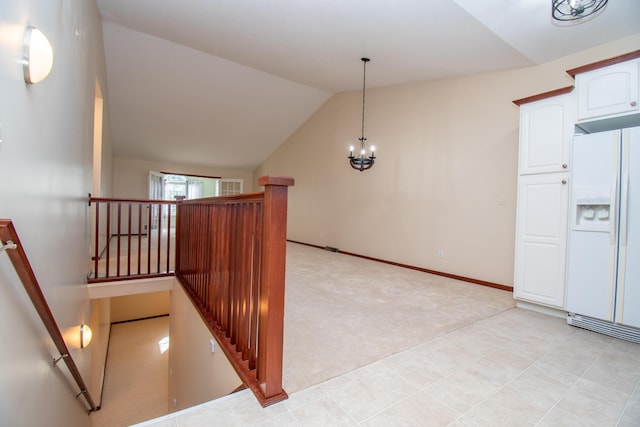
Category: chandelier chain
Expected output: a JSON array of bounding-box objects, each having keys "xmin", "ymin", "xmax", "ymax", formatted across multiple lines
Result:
[{"xmin": 361, "ymin": 58, "xmax": 368, "ymax": 143}]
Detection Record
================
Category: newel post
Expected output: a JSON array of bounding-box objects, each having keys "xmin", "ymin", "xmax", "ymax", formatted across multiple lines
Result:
[{"xmin": 257, "ymin": 175, "xmax": 294, "ymax": 405}]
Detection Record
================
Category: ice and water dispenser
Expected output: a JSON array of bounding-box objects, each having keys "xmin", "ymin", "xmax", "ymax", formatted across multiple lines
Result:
[{"xmin": 572, "ymin": 186, "xmax": 611, "ymax": 232}]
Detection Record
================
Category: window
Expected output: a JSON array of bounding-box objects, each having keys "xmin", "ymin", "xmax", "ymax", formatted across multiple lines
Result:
[{"xmin": 220, "ymin": 179, "xmax": 243, "ymax": 196}]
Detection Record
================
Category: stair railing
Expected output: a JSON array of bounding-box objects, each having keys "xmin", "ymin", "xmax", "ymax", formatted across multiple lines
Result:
[
  {"xmin": 0, "ymin": 219, "xmax": 98, "ymax": 413},
  {"xmin": 88, "ymin": 196, "xmax": 177, "ymax": 283},
  {"xmin": 175, "ymin": 176, "xmax": 294, "ymax": 407}
]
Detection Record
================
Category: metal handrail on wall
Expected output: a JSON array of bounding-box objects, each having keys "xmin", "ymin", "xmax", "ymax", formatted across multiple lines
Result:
[{"xmin": 0, "ymin": 219, "xmax": 98, "ymax": 413}]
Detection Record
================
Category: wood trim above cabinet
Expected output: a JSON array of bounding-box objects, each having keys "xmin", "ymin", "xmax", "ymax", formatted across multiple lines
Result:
[
  {"xmin": 566, "ymin": 49, "xmax": 640, "ymax": 78},
  {"xmin": 512, "ymin": 86, "xmax": 574, "ymax": 106}
]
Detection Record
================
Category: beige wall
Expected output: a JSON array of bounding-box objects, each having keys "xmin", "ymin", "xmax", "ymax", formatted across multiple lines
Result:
[
  {"xmin": 0, "ymin": 0, "xmax": 113, "ymax": 425},
  {"xmin": 110, "ymin": 291, "xmax": 171, "ymax": 323},
  {"xmin": 255, "ymin": 34, "xmax": 640, "ymax": 287},
  {"xmin": 113, "ymin": 156, "xmax": 255, "ymax": 199},
  {"xmin": 168, "ymin": 284, "xmax": 242, "ymax": 412}
]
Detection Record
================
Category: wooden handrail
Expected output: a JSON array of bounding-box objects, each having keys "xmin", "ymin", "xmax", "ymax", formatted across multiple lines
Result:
[
  {"xmin": 175, "ymin": 175, "xmax": 294, "ymax": 407},
  {"xmin": 0, "ymin": 219, "xmax": 98, "ymax": 413}
]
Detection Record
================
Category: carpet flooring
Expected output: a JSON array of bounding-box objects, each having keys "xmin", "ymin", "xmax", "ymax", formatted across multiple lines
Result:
[
  {"xmin": 90, "ymin": 316, "xmax": 170, "ymax": 427},
  {"xmin": 281, "ymin": 242, "xmax": 515, "ymax": 393}
]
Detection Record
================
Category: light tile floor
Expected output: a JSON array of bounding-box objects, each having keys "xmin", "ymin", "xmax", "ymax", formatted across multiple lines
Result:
[{"xmin": 135, "ymin": 308, "xmax": 640, "ymax": 426}]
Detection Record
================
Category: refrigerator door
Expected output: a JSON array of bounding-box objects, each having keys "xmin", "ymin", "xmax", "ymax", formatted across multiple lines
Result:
[
  {"xmin": 616, "ymin": 126, "xmax": 640, "ymax": 328},
  {"xmin": 566, "ymin": 130, "xmax": 620, "ymax": 321}
]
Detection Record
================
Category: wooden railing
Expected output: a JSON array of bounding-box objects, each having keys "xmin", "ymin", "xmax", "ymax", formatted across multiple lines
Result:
[
  {"xmin": 176, "ymin": 176, "xmax": 294, "ymax": 407},
  {"xmin": 88, "ymin": 197, "xmax": 177, "ymax": 283},
  {"xmin": 0, "ymin": 219, "xmax": 98, "ymax": 413}
]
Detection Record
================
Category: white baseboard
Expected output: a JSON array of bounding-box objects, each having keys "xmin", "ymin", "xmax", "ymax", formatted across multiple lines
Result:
[{"xmin": 515, "ymin": 300, "xmax": 566, "ymax": 319}]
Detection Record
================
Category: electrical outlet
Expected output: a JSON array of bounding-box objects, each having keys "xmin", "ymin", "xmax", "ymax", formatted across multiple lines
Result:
[
  {"xmin": 438, "ymin": 249, "xmax": 445, "ymax": 258},
  {"xmin": 209, "ymin": 338, "xmax": 216, "ymax": 353}
]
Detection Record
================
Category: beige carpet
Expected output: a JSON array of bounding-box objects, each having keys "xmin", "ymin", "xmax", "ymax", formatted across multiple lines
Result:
[
  {"xmin": 90, "ymin": 316, "xmax": 170, "ymax": 427},
  {"xmin": 282, "ymin": 242, "xmax": 516, "ymax": 393}
]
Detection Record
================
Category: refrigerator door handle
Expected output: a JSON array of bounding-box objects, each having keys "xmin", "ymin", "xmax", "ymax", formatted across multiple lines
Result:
[
  {"xmin": 620, "ymin": 170, "xmax": 629, "ymax": 248},
  {"xmin": 610, "ymin": 172, "xmax": 618, "ymax": 247}
]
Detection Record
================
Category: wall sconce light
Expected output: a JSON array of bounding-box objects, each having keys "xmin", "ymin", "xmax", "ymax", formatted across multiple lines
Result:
[
  {"xmin": 23, "ymin": 26, "xmax": 54, "ymax": 84},
  {"xmin": 80, "ymin": 324, "xmax": 92, "ymax": 348}
]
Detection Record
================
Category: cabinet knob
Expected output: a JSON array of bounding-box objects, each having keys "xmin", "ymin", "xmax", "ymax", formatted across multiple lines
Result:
[
  {"xmin": 562, "ymin": 179, "xmax": 567, "ymax": 184},
  {"xmin": 632, "ymin": 101, "xmax": 638, "ymax": 107},
  {"xmin": 562, "ymin": 163, "xmax": 568, "ymax": 169}
]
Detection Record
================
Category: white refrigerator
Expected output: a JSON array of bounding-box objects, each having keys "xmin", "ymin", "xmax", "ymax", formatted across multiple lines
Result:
[{"xmin": 566, "ymin": 126, "xmax": 640, "ymax": 339}]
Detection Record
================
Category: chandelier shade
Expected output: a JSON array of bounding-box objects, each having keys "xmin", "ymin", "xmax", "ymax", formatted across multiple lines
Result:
[
  {"xmin": 552, "ymin": 0, "xmax": 608, "ymax": 22},
  {"xmin": 348, "ymin": 58, "xmax": 376, "ymax": 172}
]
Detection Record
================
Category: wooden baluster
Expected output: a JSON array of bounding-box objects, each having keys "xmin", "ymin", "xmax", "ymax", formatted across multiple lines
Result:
[
  {"xmin": 175, "ymin": 200, "xmax": 180, "ymax": 277},
  {"xmin": 249, "ymin": 202, "xmax": 262, "ymax": 371},
  {"xmin": 147, "ymin": 203, "xmax": 152, "ymax": 275},
  {"xmin": 116, "ymin": 203, "xmax": 122, "ymax": 277},
  {"xmin": 201, "ymin": 204, "xmax": 208, "ymax": 305},
  {"xmin": 238, "ymin": 203, "xmax": 250, "ymax": 357},
  {"xmin": 166, "ymin": 203, "xmax": 171, "ymax": 273},
  {"xmin": 220, "ymin": 206, "xmax": 229, "ymax": 334},
  {"xmin": 94, "ymin": 201, "xmax": 100, "ymax": 279},
  {"xmin": 106, "ymin": 202, "xmax": 111, "ymax": 278},
  {"xmin": 156, "ymin": 203, "xmax": 162, "ymax": 274},
  {"xmin": 137, "ymin": 203, "xmax": 143, "ymax": 275},
  {"xmin": 127, "ymin": 203, "xmax": 132, "ymax": 276},
  {"xmin": 203, "ymin": 206, "xmax": 211, "ymax": 309},
  {"xmin": 211, "ymin": 204, "xmax": 221, "ymax": 322},
  {"xmin": 230, "ymin": 202, "xmax": 239, "ymax": 345}
]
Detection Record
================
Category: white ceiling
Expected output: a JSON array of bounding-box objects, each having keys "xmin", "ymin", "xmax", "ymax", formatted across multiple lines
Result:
[{"xmin": 97, "ymin": 0, "xmax": 640, "ymax": 169}]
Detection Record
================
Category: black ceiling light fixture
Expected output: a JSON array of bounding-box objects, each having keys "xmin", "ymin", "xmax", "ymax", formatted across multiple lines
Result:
[
  {"xmin": 552, "ymin": 0, "xmax": 608, "ymax": 21},
  {"xmin": 348, "ymin": 58, "xmax": 376, "ymax": 172}
]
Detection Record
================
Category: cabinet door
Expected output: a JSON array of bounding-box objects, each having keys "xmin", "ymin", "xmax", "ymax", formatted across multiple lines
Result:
[
  {"xmin": 514, "ymin": 173, "xmax": 569, "ymax": 308},
  {"xmin": 576, "ymin": 59, "xmax": 639, "ymax": 122},
  {"xmin": 519, "ymin": 94, "xmax": 572, "ymax": 174}
]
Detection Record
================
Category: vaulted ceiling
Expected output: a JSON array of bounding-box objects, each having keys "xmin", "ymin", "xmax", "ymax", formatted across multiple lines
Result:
[{"xmin": 96, "ymin": 0, "xmax": 640, "ymax": 169}]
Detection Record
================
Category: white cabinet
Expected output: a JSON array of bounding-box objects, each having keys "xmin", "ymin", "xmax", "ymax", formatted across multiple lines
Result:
[
  {"xmin": 514, "ymin": 173, "xmax": 569, "ymax": 307},
  {"xmin": 514, "ymin": 91, "xmax": 572, "ymax": 309},
  {"xmin": 576, "ymin": 59, "xmax": 639, "ymax": 122},
  {"xmin": 518, "ymin": 94, "xmax": 572, "ymax": 174},
  {"xmin": 514, "ymin": 52, "xmax": 640, "ymax": 314}
]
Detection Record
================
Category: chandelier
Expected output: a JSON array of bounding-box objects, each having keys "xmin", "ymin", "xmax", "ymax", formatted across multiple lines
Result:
[
  {"xmin": 348, "ymin": 58, "xmax": 376, "ymax": 172},
  {"xmin": 552, "ymin": 0, "xmax": 608, "ymax": 21}
]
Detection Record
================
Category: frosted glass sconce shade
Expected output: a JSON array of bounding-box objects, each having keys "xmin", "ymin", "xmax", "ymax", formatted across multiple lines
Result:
[
  {"xmin": 80, "ymin": 324, "xmax": 92, "ymax": 348},
  {"xmin": 23, "ymin": 26, "xmax": 54, "ymax": 84}
]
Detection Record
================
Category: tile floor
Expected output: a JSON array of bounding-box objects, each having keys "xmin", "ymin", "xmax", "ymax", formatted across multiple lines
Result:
[{"xmin": 134, "ymin": 308, "xmax": 640, "ymax": 426}]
